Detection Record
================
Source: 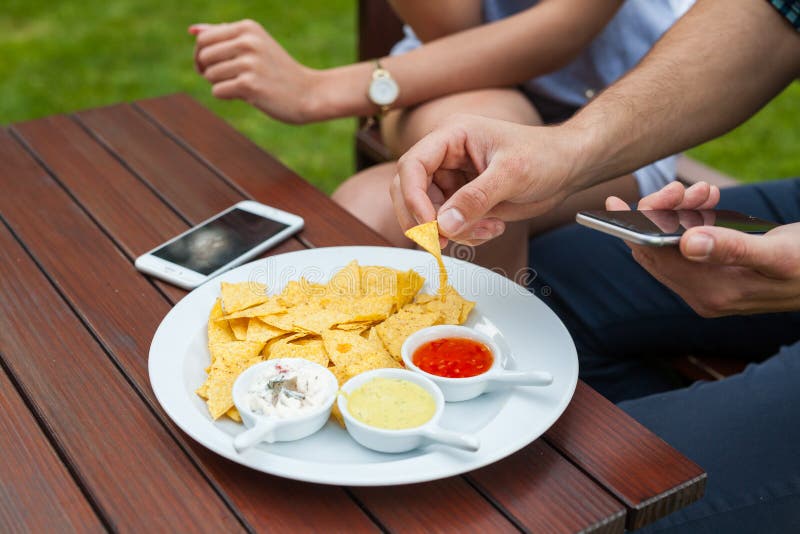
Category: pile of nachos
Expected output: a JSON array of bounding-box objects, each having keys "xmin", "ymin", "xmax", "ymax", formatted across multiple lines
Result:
[{"xmin": 195, "ymin": 221, "xmax": 474, "ymax": 425}]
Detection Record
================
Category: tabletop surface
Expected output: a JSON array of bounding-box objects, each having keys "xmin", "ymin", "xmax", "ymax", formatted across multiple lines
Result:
[{"xmin": 0, "ymin": 94, "xmax": 705, "ymax": 533}]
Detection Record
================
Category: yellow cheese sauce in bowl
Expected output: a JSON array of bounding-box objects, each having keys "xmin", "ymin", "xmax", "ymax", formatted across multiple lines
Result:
[
  {"xmin": 338, "ymin": 369, "xmax": 480, "ymax": 454},
  {"xmin": 347, "ymin": 377, "xmax": 436, "ymax": 430}
]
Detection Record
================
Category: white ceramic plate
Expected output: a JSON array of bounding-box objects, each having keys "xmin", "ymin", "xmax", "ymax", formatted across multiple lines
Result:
[{"xmin": 149, "ymin": 246, "xmax": 578, "ymax": 486}]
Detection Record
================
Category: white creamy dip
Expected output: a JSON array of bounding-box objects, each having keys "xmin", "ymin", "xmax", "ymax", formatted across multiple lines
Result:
[{"xmin": 246, "ymin": 359, "xmax": 332, "ymax": 418}]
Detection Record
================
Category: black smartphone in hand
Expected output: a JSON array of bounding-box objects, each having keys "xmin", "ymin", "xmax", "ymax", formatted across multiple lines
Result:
[{"xmin": 576, "ymin": 209, "xmax": 778, "ymax": 246}]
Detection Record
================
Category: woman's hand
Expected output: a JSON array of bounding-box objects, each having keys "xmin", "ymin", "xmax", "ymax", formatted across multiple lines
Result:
[
  {"xmin": 606, "ymin": 181, "xmax": 800, "ymax": 317},
  {"xmin": 191, "ymin": 20, "xmax": 320, "ymax": 124}
]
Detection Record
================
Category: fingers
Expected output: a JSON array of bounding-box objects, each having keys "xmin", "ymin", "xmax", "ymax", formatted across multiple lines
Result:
[
  {"xmin": 637, "ymin": 181, "xmax": 720, "ymax": 211},
  {"xmin": 203, "ymin": 58, "xmax": 246, "ymax": 84},
  {"xmin": 456, "ymin": 218, "xmax": 506, "ymax": 246},
  {"xmin": 191, "ymin": 20, "xmax": 266, "ymax": 73},
  {"xmin": 680, "ymin": 225, "xmax": 792, "ymax": 278},
  {"xmin": 637, "ymin": 181, "xmax": 686, "ymax": 210},
  {"xmin": 605, "ymin": 196, "xmax": 630, "ymax": 211},
  {"xmin": 390, "ymin": 173, "xmax": 424, "ymax": 233},
  {"xmin": 436, "ymin": 162, "xmax": 512, "ymax": 238},
  {"xmin": 675, "ymin": 182, "xmax": 718, "ymax": 209},
  {"xmin": 188, "ymin": 23, "xmax": 212, "ymax": 36},
  {"xmin": 194, "ymin": 20, "xmax": 257, "ymax": 48},
  {"xmin": 395, "ymin": 126, "xmax": 470, "ymax": 229},
  {"xmin": 197, "ymin": 40, "xmax": 246, "ymax": 72},
  {"xmin": 397, "ymin": 157, "xmax": 438, "ymax": 224},
  {"xmin": 209, "ymin": 78, "xmax": 244, "ymax": 100}
]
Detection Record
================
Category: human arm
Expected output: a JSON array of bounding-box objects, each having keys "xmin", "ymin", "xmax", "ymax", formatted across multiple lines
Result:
[
  {"xmin": 191, "ymin": 0, "xmax": 623, "ymax": 124},
  {"xmin": 387, "ymin": 0, "xmax": 482, "ymax": 41},
  {"xmin": 392, "ymin": 0, "xmax": 800, "ymax": 243},
  {"xmin": 605, "ymin": 182, "xmax": 800, "ymax": 317}
]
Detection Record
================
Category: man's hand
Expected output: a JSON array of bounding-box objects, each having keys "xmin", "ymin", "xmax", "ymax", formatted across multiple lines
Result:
[
  {"xmin": 190, "ymin": 20, "xmax": 319, "ymax": 124},
  {"xmin": 606, "ymin": 182, "xmax": 800, "ymax": 317},
  {"xmin": 391, "ymin": 114, "xmax": 581, "ymax": 246}
]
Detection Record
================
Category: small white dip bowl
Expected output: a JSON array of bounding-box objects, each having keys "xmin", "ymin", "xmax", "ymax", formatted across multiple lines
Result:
[
  {"xmin": 338, "ymin": 368, "xmax": 480, "ymax": 454},
  {"xmin": 232, "ymin": 358, "xmax": 338, "ymax": 453},
  {"xmin": 401, "ymin": 325, "xmax": 554, "ymax": 402}
]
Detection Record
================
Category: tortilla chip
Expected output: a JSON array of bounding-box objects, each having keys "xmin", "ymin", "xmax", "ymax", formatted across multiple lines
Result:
[
  {"xmin": 320, "ymin": 329, "xmax": 363, "ymax": 368},
  {"xmin": 246, "ymin": 318, "xmax": 287, "ymax": 343},
  {"xmin": 458, "ymin": 298, "xmax": 476, "ymax": 324},
  {"xmin": 328, "ymin": 294, "xmax": 394, "ymax": 324},
  {"xmin": 221, "ymin": 299, "xmax": 286, "ymax": 320},
  {"xmin": 226, "ymin": 407, "xmax": 242, "ymax": 422},
  {"xmin": 205, "ymin": 355, "xmax": 262, "ymax": 419},
  {"xmin": 208, "ymin": 299, "xmax": 236, "ymax": 347},
  {"xmin": 396, "ymin": 269, "xmax": 424, "ymax": 309},
  {"xmin": 293, "ymin": 307, "xmax": 352, "ymax": 335},
  {"xmin": 209, "ymin": 340, "xmax": 266, "ymax": 366},
  {"xmin": 220, "ymin": 282, "xmax": 268, "ymax": 314},
  {"xmin": 333, "ymin": 321, "xmax": 373, "ymax": 332},
  {"xmin": 404, "ymin": 221, "xmax": 447, "ymax": 294},
  {"xmin": 327, "ymin": 260, "xmax": 360, "ymax": 297},
  {"xmin": 228, "ymin": 317, "xmax": 249, "ymax": 341},
  {"xmin": 267, "ymin": 335, "xmax": 330, "ymax": 368},
  {"xmin": 360, "ymin": 265, "xmax": 397, "ymax": 297},
  {"xmin": 374, "ymin": 306, "xmax": 441, "ymax": 361}
]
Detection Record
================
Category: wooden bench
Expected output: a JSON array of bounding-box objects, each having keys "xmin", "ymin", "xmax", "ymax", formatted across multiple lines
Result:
[{"xmin": 355, "ymin": 0, "xmax": 746, "ymax": 383}]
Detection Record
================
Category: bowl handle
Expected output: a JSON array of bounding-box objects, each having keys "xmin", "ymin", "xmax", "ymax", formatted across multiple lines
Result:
[
  {"xmin": 490, "ymin": 370, "xmax": 553, "ymax": 387},
  {"xmin": 421, "ymin": 427, "xmax": 480, "ymax": 452},
  {"xmin": 233, "ymin": 419, "xmax": 278, "ymax": 453}
]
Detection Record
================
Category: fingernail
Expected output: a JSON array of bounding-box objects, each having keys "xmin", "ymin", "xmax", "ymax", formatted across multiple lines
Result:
[
  {"xmin": 438, "ymin": 208, "xmax": 465, "ymax": 235},
  {"xmin": 685, "ymin": 233, "xmax": 714, "ymax": 259}
]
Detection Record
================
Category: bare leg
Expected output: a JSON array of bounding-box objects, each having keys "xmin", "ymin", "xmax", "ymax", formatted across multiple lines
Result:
[{"xmin": 332, "ymin": 161, "xmax": 413, "ymax": 248}]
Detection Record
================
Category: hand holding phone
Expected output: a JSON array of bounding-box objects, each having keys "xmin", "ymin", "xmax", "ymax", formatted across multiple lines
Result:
[
  {"xmin": 576, "ymin": 209, "xmax": 779, "ymax": 246},
  {"xmin": 135, "ymin": 201, "xmax": 303, "ymax": 289}
]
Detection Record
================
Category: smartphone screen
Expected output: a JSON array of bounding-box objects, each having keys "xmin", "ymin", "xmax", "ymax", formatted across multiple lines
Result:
[
  {"xmin": 581, "ymin": 209, "xmax": 778, "ymax": 237},
  {"xmin": 152, "ymin": 208, "xmax": 290, "ymax": 275}
]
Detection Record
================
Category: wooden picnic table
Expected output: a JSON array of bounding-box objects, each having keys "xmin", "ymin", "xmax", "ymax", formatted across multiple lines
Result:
[{"xmin": 0, "ymin": 94, "xmax": 705, "ymax": 533}]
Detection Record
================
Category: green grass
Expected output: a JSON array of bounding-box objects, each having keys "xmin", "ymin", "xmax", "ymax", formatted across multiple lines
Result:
[
  {"xmin": 0, "ymin": 0, "xmax": 356, "ymax": 194},
  {"xmin": 1, "ymin": 1, "xmax": 798, "ymax": 195},
  {"xmin": 687, "ymin": 82, "xmax": 799, "ymax": 183}
]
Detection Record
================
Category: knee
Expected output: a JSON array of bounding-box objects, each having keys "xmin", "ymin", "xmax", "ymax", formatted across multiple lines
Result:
[{"xmin": 383, "ymin": 88, "xmax": 542, "ymax": 155}]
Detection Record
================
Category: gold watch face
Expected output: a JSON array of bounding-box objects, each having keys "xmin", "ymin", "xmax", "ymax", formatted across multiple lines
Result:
[{"xmin": 369, "ymin": 76, "xmax": 399, "ymax": 107}]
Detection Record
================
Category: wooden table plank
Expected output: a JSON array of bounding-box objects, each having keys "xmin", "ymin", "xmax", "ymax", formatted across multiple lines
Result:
[
  {"xmin": 351, "ymin": 478, "xmax": 519, "ymax": 534},
  {"xmin": 0, "ymin": 364, "xmax": 104, "ymax": 532},
  {"xmin": 135, "ymin": 94, "xmax": 387, "ymax": 248},
  {"xmin": 4, "ymin": 125, "xmax": 378, "ymax": 531},
  {"xmin": 469, "ymin": 440, "xmax": 625, "ymax": 534},
  {"xmin": 11, "ymin": 115, "xmax": 188, "ymax": 258},
  {"xmin": 544, "ymin": 382, "xmax": 707, "ymax": 530},
  {"xmin": 0, "ymin": 192, "xmax": 243, "ymax": 530},
  {"xmin": 76, "ymin": 103, "xmax": 258, "ymax": 231}
]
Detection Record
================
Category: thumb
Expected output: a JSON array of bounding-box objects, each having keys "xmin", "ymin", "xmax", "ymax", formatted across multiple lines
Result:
[
  {"xmin": 681, "ymin": 226, "xmax": 785, "ymax": 277},
  {"xmin": 436, "ymin": 165, "xmax": 509, "ymax": 238}
]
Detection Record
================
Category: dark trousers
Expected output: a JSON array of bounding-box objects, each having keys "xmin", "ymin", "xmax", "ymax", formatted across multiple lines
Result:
[{"xmin": 528, "ymin": 178, "xmax": 800, "ymax": 532}]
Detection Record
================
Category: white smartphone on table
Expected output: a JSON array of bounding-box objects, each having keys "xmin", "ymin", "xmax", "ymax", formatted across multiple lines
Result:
[
  {"xmin": 135, "ymin": 201, "xmax": 304, "ymax": 289},
  {"xmin": 576, "ymin": 209, "xmax": 778, "ymax": 246}
]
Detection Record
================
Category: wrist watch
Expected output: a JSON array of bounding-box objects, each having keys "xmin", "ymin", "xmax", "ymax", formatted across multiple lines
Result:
[{"xmin": 367, "ymin": 60, "xmax": 399, "ymax": 117}]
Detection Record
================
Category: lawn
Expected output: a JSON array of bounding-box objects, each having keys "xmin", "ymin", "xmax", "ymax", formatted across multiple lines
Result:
[{"xmin": 2, "ymin": 0, "xmax": 797, "ymax": 194}]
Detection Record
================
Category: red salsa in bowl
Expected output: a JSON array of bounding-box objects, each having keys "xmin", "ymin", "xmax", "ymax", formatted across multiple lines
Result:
[{"xmin": 412, "ymin": 337, "xmax": 494, "ymax": 379}]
